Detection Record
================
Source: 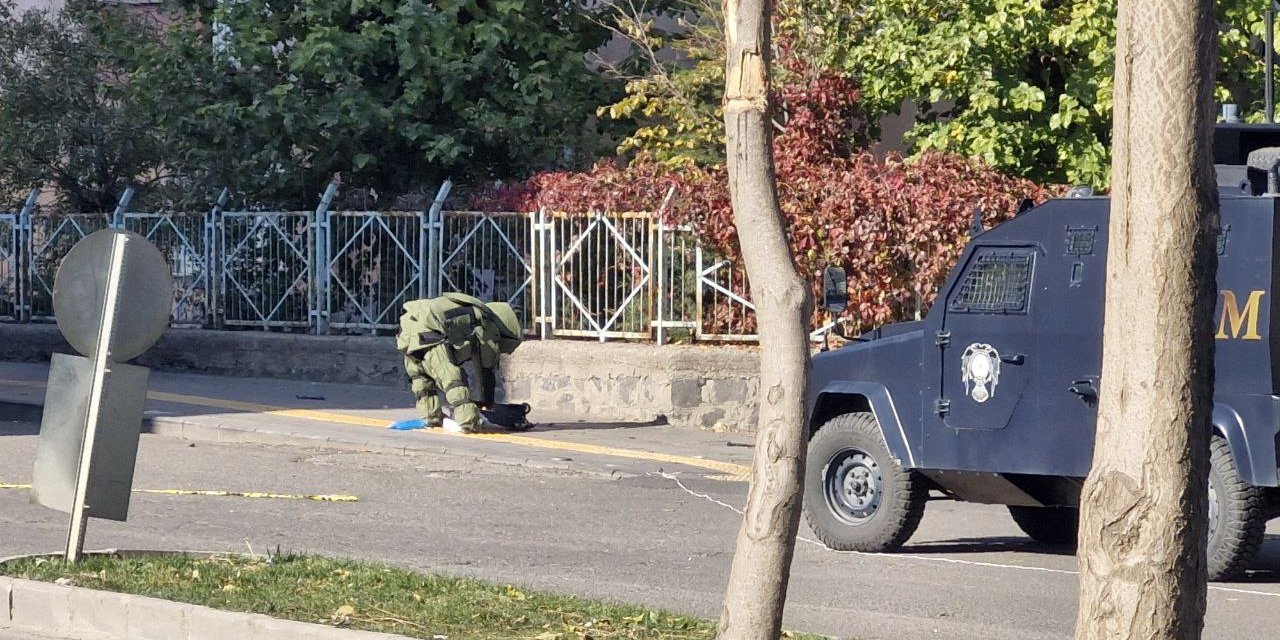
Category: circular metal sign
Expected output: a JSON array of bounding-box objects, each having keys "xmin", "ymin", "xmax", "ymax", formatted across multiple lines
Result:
[{"xmin": 53, "ymin": 229, "xmax": 172, "ymax": 361}]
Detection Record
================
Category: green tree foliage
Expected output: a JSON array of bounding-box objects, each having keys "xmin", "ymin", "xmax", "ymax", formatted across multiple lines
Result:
[
  {"xmin": 609, "ymin": 0, "xmax": 1271, "ymax": 188},
  {"xmin": 600, "ymin": 0, "xmax": 727, "ymax": 166},
  {"xmin": 793, "ymin": 0, "xmax": 1269, "ymax": 187},
  {"xmin": 0, "ymin": 1, "xmax": 171, "ymax": 212},
  {"xmin": 125, "ymin": 0, "xmax": 624, "ymax": 208}
]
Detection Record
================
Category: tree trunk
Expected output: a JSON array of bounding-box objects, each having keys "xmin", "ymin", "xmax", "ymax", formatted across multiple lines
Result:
[
  {"xmin": 716, "ymin": 0, "xmax": 812, "ymax": 639},
  {"xmin": 1074, "ymin": 1, "xmax": 1218, "ymax": 638}
]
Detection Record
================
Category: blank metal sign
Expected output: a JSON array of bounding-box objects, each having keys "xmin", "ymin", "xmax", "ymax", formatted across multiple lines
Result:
[{"xmin": 31, "ymin": 352, "xmax": 149, "ymax": 522}]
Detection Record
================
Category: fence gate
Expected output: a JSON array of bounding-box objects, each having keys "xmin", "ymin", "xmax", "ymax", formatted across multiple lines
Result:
[
  {"xmin": 27, "ymin": 213, "xmax": 111, "ymax": 319},
  {"xmin": 437, "ymin": 211, "xmax": 535, "ymax": 333},
  {"xmin": 219, "ymin": 212, "xmax": 313, "ymax": 328},
  {"xmin": 325, "ymin": 211, "xmax": 424, "ymax": 331},
  {"xmin": 547, "ymin": 211, "xmax": 652, "ymax": 340},
  {"xmin": 652, "ymin": 223, "xmax": 698, "ymax": 344},
  {"xmin": 123, "ymin": 212, "xmax": 210, "ymax": 327},
  {"xmin": 696, "ymin": 247, "xmax": 757, "ymax": 340},
  {"xmin": 0, "ymin": 212, "xmax": 19, "ymax": 321}
]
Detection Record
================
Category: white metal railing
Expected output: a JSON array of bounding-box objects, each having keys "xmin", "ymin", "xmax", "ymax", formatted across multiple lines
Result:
[{"xmin": 0, "ymin": 183, "xmax": 758, "ymax": 343}]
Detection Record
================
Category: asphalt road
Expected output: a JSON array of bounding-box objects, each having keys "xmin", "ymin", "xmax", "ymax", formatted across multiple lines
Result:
[{"xmin": 3, "ymin": 423, "xmax": 1279, "ymax": 640}]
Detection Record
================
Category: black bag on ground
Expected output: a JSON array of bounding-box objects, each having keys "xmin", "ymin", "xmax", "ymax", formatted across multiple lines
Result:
[{"xmin": 481, "ymin": 403, "xmax": 533, "ymax": 431}]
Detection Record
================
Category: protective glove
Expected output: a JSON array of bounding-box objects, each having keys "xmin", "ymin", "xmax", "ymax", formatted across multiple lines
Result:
[{"xmin": 388, "ymin": 417, "xmax": 427, "ymax": 431}]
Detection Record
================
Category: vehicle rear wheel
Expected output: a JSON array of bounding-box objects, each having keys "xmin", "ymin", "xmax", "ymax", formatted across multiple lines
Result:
[
  {"xmin": 1007, "ymin": 506, "xmax": 1078, "ymax": 546},
  {"xmin": 803, "ymin": 412, "xmax": 926, "ymax": 551},
  {"xmin": 1207, "ymin": 435, "xmax": 1266, "ymax": 581}
]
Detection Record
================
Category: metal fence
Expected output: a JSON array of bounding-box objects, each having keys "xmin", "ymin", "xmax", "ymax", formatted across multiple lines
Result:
[
  {"xmin": 220, "ymin": 211, "xmax": 314, "ymax": 329},
  {"xmin": 123, "ymin": 211, "xmax": 211, "ymax": 327},
  {"xmin": 325, "ymin": 211, "xmax": 424, "ymax": 331},
  {"xmin": 0, "ymin": 183, "xmax": 758, "ymax": 343},
  {"xmin": 28, "ymin": 212, "xmax": 111, "ymax": 319},
  {"xmin": 438, "ymin": 210, "xmax": 535, "ymax": 333},
  {"xmin": 0, "ymin": 211, "xmax": 18, "ymax": 322}
]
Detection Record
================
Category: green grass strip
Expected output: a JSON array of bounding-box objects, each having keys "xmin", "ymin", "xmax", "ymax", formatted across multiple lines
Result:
[{"xmin": 1, "ymin": 553, "xmax": 817, "ymax": 639}]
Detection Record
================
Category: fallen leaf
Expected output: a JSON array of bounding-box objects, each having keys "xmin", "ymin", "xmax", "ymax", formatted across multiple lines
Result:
[
  {"xmin": 190, "ymin": 569, "xmax": 200, "ymax": 580},
  {"xmin": 222, "ymin": 585, "xmax": 240, "ymax": 592}
]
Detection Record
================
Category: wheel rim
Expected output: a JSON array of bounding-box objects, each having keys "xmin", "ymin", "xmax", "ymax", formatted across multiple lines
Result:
[
  {"xmin": 823, "ymin": 448, "xmax": 883, "ymax": 526},
  {"xmin": 1207, "ymin": 473, "xmax": 1221, "ymax": 544}
]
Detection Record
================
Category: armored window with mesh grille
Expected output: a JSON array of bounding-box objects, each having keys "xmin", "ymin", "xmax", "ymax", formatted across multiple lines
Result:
[{"xmin": 949, "ymin": 251, "xmax": 1034, "ymax": 314}]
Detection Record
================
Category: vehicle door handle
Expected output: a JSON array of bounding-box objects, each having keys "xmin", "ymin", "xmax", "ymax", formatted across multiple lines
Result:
[
  {"xmin": 1000, "ymin": 353, "xmax": 1026, "ymax": 365},
  {"xmin": 1069, "ymin": 379, "xmax": 1099, "ymax": 402}
]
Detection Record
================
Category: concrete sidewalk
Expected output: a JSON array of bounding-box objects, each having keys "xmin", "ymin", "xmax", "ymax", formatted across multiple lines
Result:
[{"xmin": 0, "ymin": 361, "xmax": 754, "ymax": 481}]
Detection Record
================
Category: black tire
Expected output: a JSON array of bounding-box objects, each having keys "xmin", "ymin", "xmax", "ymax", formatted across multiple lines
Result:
[
  {"xmin": 1007, "ymin": 506, "xmax": 1078, "ymax": 546},
  {"xmin": 1207, "ymin": 435, "xmax": 1266, "ymax": 581},
  {"xmin": 803, "ymin": 412, "xmax": 926, "ymax": 551}
]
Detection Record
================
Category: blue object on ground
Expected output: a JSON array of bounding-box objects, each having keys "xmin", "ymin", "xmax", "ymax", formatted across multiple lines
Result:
[{"xmin": 388, "ymin": 417, "xmax": 427, "ymax": 431}]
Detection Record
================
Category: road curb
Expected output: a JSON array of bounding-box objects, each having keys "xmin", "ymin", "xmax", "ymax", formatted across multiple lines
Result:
[{"xmin": 0, "ymin": 575, "xmax": 414, "ymax": 640}]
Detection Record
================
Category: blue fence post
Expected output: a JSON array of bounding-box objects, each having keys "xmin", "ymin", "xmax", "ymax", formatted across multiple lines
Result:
[
  {"xmin": 207, "ymin": 188, "xmax": 229, "ymax": 329},
  {"xmin": 110, "ymin": 187, "xmax": 135, "ymax": 229},
  {"xmin": 422, "ymin": 180, "xmax": 452, "ymax": 300},
  {"xmin": 16, "ymin": 187, "xmax": 39, "ymax": 322},
  {"xmin": 312, "ymin": 180, "xmax": 340, "ymax": 335}
]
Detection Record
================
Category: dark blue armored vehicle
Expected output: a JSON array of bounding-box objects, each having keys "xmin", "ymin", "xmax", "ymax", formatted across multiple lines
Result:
[{"xmin": 804, "ymin": 123, "xmax": 1280, "ymax": 581}]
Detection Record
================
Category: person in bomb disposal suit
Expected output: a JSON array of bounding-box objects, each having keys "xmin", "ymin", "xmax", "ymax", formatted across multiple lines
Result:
[{"xmin": 395, "ymin": 293, "xmax": 522, "ymax": 433}]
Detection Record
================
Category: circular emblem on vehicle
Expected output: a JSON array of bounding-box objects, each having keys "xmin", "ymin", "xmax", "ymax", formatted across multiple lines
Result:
[{"xmin": 961, "ymin": 343, "xmax": 1001, "ymax": 403}]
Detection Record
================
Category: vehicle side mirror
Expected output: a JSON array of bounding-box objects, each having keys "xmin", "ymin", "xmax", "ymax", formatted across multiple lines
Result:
[{"xmin": 822, "ymin": 266, "xmax": 848, "ymax": 313}]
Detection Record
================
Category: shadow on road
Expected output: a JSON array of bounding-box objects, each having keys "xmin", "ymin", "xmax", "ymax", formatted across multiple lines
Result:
[
  {"xmin": 529, "ymin": 417, "xmax": 671, "ymax": 432},
  {"xmin": 0, "ymin": 419, "xmax": 37, "ymax": 436},
  {"xmin": 1233, "ymin": 535, "xmax": 1280, "ymax": 582},
  {"xmin": 0, "ymin": 401, "xmax": 41, "ymax": 433},
  {"xmin": 903, "ymin": 536, "xmax": 1077, "ymax": 557},
  {"xmin": 903, "ymin": 534, "xmax": 1280, "ymax": 586}
]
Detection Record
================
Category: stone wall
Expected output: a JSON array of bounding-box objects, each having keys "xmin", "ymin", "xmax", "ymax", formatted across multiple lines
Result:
[
  {"xmin": 497, "ymin": 341, "xmax": 759, "ymax": 431},
  {"xmin": 0, "ymin": 323, "xmax": 761, "ymax": 432}
]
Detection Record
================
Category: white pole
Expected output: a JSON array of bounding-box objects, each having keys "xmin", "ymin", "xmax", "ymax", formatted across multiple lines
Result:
[{"xmin": 65, "ymin": 232, "xmax": 128, "ymax": 562}]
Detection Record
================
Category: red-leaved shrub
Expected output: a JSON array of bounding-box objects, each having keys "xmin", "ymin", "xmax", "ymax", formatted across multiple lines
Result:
[{"xmin": 472, "ymin": 71, "xmax": 1054, "ymax": 332}]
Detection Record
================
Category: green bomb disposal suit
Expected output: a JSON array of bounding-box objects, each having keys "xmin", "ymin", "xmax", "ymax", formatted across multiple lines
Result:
[{"xmin": 395, "ymin": 293, "xmax": 522, "ymax": 431}]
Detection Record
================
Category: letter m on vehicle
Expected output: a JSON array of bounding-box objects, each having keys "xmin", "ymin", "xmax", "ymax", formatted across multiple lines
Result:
[{"xmin": 1217, "ymin": 290, "xmax": 1265, "ymax": 340}]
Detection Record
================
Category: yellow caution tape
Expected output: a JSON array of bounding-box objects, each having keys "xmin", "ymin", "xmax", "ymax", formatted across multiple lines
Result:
[
  {"xmin": 133, "ymin": 489, "xmax": 358, "ymax": 502},
  {"xmin": 0, "ymin": 483, "xmax": 357, "ymax": 502}
]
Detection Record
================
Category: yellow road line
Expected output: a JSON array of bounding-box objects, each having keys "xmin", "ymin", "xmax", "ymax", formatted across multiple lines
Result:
[
  {"xmin": 148, "ymin": 391, "xmax": 390, "ymax": 428},
  {"xmin": 0, "ymin": 483, "xmax": 357, "ymax": 502},
  {"xmin": 2, "ymin": 379, "xmax": 753, "ymax": 478}
]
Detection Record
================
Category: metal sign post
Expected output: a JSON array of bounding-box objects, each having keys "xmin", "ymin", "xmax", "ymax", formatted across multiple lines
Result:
[
  {"xmin": 64, "ymin": 232, "xmax": 126, "ymax": 561},
  {"xmin": 30, "ymin": 229, "xmax": 172, "ymax": 562}
]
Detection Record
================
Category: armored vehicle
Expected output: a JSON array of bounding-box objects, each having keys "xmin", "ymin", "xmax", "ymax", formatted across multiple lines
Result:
[{"xmin": 805, "ymin": 123, "xmax": 1280, "ymax": 581}]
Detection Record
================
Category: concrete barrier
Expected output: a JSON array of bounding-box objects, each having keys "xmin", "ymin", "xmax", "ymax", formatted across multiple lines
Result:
[
  {"xmin": 0, "ymin": 575, "xmax": 411, "ymax": 640},
  {"xmin": 0, "ymin": 324, "xmax": 761, "ymax": 433}
]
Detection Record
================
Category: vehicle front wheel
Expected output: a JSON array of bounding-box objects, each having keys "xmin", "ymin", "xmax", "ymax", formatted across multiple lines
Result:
[
  {"xmin": 803, "ymin": 412, "xmax": 926, "ymax": 552},
  {"xmin": 1207, "ymin": 435, "xmax": 1266, "ymax": 581}
]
